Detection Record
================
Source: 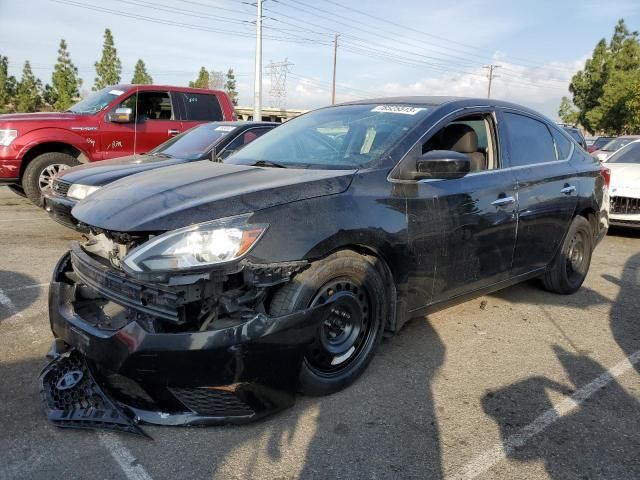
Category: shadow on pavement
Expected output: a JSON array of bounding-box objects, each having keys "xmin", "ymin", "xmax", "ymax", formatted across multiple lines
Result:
[
  {"xmin": 0, "ymin": 271, "xmax": 41, "ymax": 322},
  {"xmin": 482, "ymin": 251, "xmax": 640, "ymax": 479}
]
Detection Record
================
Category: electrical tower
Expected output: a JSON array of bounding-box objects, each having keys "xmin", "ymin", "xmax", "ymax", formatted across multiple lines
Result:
[
  {"xmin": 208, "ymin": 71, "xmax": 224, "ymax": 90},
  {"xmin": 265, "ymin": 59, "xmax": 293, "ymax": 110}
]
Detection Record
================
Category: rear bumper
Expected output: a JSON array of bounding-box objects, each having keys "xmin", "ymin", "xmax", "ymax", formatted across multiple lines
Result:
[{"xmin": 44, "ymin": 250, "xmax": 326, "ymax": 432}]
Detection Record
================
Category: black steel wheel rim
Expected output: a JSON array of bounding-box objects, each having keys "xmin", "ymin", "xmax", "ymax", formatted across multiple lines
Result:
[
  {"xmin": 305, "ymin": 278, "xmax": 375, "ymax": 375},
  {"xmin": 565, "ymin": 229, "xmax": 588, "ymax": 283}
]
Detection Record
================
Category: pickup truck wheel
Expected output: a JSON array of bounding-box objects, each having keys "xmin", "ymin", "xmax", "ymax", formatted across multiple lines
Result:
[
  {"xmin": 543, "ymin": 216, "xmax": 593, "ymax": 294},
  {"xmin": 269, "ymin": 251, "xmax": 385, "ymax": 396},
  {"xmin": 22, "ymin": 152, "xmax": 78, "ymax": 207}
]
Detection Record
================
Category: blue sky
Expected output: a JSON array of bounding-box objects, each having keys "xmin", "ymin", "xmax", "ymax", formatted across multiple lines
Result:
[{"xmin": 1, "ymin": 0, "xmax": 639, "ymax": 118}]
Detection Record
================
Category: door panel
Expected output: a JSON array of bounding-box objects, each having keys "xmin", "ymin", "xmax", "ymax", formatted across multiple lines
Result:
[
  {"xmin": 426, "ymin": 170, "xmax": 518, "ymax": 302},
  {"xmin": 511, "ymin": 162, "xmax": 578, "ymax": 274},
  {"xmin": 400, "ymin": 108, "xmax": 518, "ymax": 310},
  {"xmin": 501, "ymin": 112, "xmax": 579, "ymax": 274}
]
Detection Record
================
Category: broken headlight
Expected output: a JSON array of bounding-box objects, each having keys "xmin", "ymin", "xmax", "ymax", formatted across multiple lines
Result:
[{"xmin": 123, "ymin": 214, "xmax": 268, "ymax": 273}]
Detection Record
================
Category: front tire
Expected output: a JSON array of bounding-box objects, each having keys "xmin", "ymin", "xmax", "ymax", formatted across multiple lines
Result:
[
  {"xmin": 543, "ymin": 216, "xmax": 593, "ymax": 294},
  {"xmin": 269, "ymin": 251, "xmax": 386, "ymax": 396},
  {"xmin": 22, "ymin": 152, "xmax": 78, "ymax": 207}
]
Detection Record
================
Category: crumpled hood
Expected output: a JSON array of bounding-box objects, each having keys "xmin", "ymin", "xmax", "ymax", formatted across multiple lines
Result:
[
  {"xmin": 58, "ymin": 154, "xmax": 194, "ymax": 187},
  {"xmin": 72, "ymin": 161, "xmax": 355, "ymax": 232}
]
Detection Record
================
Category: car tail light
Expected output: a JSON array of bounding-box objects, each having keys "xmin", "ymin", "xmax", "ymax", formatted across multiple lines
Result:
[
  {"xmin": 601, "ymin": 165, "xmax": 611, "ymax": 188},
  {"xmin": 587, "ymin": 146, "xmax": 596, "ymax": 153}
]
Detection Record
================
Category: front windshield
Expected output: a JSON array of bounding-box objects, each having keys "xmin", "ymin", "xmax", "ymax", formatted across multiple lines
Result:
[
  {"xmin": 67, "ymin": 87, "xmax": 126, "ymax": 114},
  {"xmin": 607, "ymin": 142, "xmax": 640, "ymax": 164},
  {"xmin": 602, "ymin": 137, "xmax": 635, "ymax": 152},
  {"xmin": 227, "ymin": 104, "xmax": 431, "ymax": 169},
  {"xmin": 152, "ymin": 123, "xmax": 234, "ymax": 160}
]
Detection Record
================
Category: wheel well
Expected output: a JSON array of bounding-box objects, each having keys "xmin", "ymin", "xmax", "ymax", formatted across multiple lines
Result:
[
  {"xmin": 322, "ymin": 244, "xmax": 398, "ymax": 333},
  {"xmin": 577, "ymin": 207, "xmax": 597, "ymax": 240},
  {"xmin": 19, "ymin": 142, "xmax": 85, "ymax": 180}
]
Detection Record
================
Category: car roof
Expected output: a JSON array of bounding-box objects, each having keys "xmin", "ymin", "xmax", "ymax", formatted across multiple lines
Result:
[{"xmin": 337, "ymin": 96, "xmax": 549, "ymax": 119}]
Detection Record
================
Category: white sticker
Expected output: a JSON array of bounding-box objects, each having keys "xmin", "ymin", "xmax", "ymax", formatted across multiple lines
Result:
[
  {"xmin": 108, "ymin": 89, "xmax": 125, "ymax": 96},
  {"xmin": 371, "ymin": 105, "xmax": 425, "ymax": 115},
  {"xmin": 215, "ymin": 126, "xmax": 237, "ymax": 132}
]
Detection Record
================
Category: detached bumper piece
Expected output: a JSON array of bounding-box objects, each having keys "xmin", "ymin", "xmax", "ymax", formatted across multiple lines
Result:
[{"xmin": 39, "ymin": 351, "xmax": 146, "ymax": 436}]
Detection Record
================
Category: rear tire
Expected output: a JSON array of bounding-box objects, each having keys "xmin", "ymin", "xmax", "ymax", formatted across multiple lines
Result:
[
  {"xmin": 543, "ymin": 216, "xmax": 593, "ymax": 294},
  {"xmin": 269, "ymin": 251, "xmax": 386, "ymax": 396},
  {"xmin": 22, "ymin": 152, "xmax": 78, "ymax": 207}
]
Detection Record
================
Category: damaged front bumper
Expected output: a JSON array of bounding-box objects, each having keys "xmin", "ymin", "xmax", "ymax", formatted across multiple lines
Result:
[{"xmin": 42, "ymin": 245, "xmax": 326, "ymax": 434}]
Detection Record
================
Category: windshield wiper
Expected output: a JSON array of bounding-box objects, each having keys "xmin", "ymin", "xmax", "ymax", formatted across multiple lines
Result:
[
  {"xmin": 151, "ymin": 152, "xmax": 173, "ymax": 158},
  {"xmin": 252, "ymin": 160, "xmax": 287, "ymax": 168}
]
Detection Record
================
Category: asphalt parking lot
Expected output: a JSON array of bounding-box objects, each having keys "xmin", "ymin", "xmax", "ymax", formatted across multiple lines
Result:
[{"xmin": 1, "ymin": 185, "xmax": 639, "ymax": 480}]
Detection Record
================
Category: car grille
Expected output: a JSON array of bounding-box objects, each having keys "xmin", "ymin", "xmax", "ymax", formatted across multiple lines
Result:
[
  {"xmin": 610, "ymin": 196, "xmax": 640, "ymax": 215},
  {"xmin": 52, "ymin": 179, "xmax": 71, "ymax": 197},
  {"xmin": 170, "ymin": 387, "xmax": 254, "ymax": 417}
]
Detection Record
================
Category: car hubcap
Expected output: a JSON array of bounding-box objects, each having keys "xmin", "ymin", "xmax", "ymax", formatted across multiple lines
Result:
[
  {"xmin": 38, "ymin": 164, "xmax": 69, "ymax": 191},
  {"xmin": 306, "ymin": 279, "xmax": 373, "ymax": 374},
  {"xmin": 565, "ymin": 230, "xmax": 588, "ymax": 282}
]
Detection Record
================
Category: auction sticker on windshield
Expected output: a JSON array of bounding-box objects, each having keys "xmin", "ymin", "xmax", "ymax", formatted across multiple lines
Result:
[
  {"xmin": 108, "ymin": 89, "xmax": 125, "ymax": 96},
  {"xmin": 215, "ymin": 126, "xmax": 236, "ymax": 132},
  {"xmin": 371, "ymin": 105, "xmax": 426, "ymax": 115}
]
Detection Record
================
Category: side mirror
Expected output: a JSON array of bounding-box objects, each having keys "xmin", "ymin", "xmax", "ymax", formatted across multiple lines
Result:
[
  {"xmin": 107, "ymin": 107, "xmax": 134, "ymax": 123},
  {"xmin": 414, "ymin": 150, "xmax": 471, "ymax": 180}
]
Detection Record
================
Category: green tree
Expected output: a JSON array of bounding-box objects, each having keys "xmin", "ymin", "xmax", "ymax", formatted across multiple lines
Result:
[
  {"xmin": 131, "ymin": 59, "xmax": 153, "ymax": 84},
  {"xmin": 189, "ymin": 67, "xmax": 209, "ymax": 88},
  {"xmin": 51, "ymin": 39, "xmax": 82, "ymax": 110},
  {"xmin": 15, "ymin": 61, "xmax": 42, "ymax": 112},
  {"xmin": 224, "ymin": 68, "xmax": 238, "ymax": 105},
  {"xmin": 558, "ymin": 96, "xmax": 579, "ymax": 124},
  {"xmin": 94, "ymin": 28, "xmax": 122, "ymax": 90},
  {"xmin": 568, "ymin": 19, "xmax": 640, "ymax": 134},
  {"xmin": 0, "ymin": 55, "xmax": 9, "ymax": 110},
  {"xmin": 42, "ymin": 83, "xmax": 56, "ymax": 108}
]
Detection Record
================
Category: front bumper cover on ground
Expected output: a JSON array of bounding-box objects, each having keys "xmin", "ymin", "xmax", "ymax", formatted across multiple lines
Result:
[{"xmin": 42, "ymin": 251, "xmax": 328, "ymax": 435}]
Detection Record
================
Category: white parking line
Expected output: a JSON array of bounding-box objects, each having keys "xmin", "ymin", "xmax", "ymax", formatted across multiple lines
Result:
[
  {"xmin": 0, "ymin": 287, "xmax": 23, "ymax": 318},
  {"xmin": 450, "ymin": 349, "xmax": 640, "ymax": 480},
  {"xmin": 2, "ymin": 283, "xmax": 49, "ymax": 293},
  {"xmin": 98, "ymin": 432, "xmax": 154, "ymax": 480}
]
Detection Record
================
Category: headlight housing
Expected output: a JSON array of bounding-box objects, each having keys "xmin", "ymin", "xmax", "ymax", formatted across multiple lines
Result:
[
  {"xmin": 0, "ymin": 129, "xmax": 18, "ymax": 146},
  {"xmin": 123, "ymin": 214, "xmax": 268, "ymax": 274},
  {"xmin": 67, "ymin": 184, "xmax": 101, "ymax": 200}
]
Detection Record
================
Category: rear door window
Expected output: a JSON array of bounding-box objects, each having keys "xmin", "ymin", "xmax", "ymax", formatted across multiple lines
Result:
[
  {"xmin": 178, "ymin": 93, "xmax": 224, "ymax": 121},
  {"xmin": 503, "ymin": 112, "xmax": 557, "ymax": 167}
]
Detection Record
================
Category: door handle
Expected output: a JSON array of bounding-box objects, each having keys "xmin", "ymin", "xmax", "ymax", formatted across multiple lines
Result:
[
  {"xmin": 168, "ymin": 129, "xmax": 180, "ymax": 136},
  {"xmin": 560, "ymin": 185, "xmax": 576, "ymax": 195},
  {"xmin": 491, "ymin": 195, "xmax": 515, "ymax": 207}
]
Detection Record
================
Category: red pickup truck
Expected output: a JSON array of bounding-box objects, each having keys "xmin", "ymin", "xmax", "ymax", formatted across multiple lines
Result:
[{"xmin": 0, "ymin": 84, "xmax": 237, "ymax": 205}]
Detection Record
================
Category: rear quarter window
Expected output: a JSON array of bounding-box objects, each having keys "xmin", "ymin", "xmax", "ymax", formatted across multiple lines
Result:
[
  {"xmin": 179, "ymin": 93, "xmax": 224, "ymax": 121},
  {"xmin": 551, "ymin": 128, "xmax": 572, "ymax": 160}
]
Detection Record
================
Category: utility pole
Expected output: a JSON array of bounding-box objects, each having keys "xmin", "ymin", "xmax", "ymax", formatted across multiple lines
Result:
[
  {"xmin": 483, "ymin": 64, "xmax": 501, "ymax": 99},
  {"xmin": 331, "ymin": 34, "xmax": 339, "ymax": 105},
  {"xmin": 253, "ymin": 0, "xmax": 263, "ymax": 121}
]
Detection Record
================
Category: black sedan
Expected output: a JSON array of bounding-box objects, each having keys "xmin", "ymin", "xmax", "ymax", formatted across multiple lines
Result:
[
  {"xmin": 42, "ymin": 121, "xmax": 277, "ymax": 230},
  {"xmin": 40, "ymin": 97, "xmax": 609, "ymax": 435}
]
